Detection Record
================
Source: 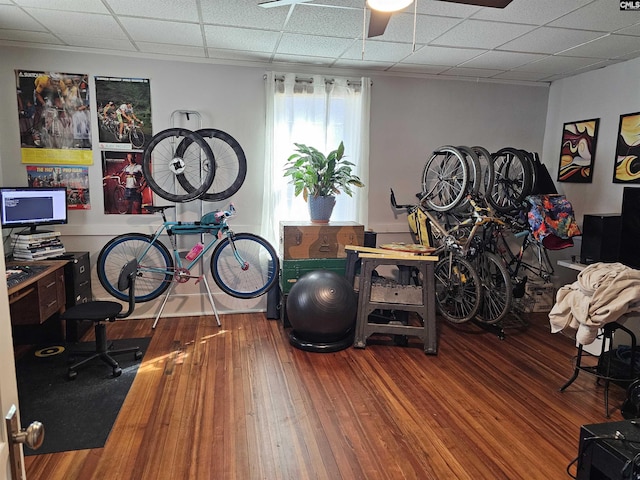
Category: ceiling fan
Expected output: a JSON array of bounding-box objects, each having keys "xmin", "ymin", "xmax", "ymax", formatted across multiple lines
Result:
[{"xmin": 258, "ymin": 0, "xmax": 514, "ymax": 38}]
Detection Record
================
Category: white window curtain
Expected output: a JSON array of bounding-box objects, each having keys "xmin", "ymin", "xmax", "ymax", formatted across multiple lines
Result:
[{"xmin": 261, "ymin": 72, "xmax": 370, "ymax": 245}]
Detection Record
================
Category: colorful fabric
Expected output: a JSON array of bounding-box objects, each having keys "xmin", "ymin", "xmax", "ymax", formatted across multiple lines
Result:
[{"xmin": 526, "ymin": 194, "xmax": 581, "ymax": 243}]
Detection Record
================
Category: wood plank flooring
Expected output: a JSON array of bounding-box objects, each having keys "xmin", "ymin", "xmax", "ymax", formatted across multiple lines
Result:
[{"xmin": 22, "ymin": 312, "xmax": 625, "ymax": 479}]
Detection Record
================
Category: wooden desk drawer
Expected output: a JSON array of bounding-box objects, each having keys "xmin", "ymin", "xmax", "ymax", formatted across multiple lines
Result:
[
  {"xmin": 38, "ymin": 271, "xmax": 63, "ymax": 320},
  {"xmin": 10, "ymin": 270, "xmax": 65, "ymax": 325}
]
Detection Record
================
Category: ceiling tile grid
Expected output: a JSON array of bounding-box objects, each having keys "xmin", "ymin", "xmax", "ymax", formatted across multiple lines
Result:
[{"xmin": 0, "ymin": 0, "xmax": 638, "ymax": 85}]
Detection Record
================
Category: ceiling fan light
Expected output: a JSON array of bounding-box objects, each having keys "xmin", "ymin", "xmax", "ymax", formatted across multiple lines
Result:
[{"xmin": 367, "ymin": 0, "xmax": 414, "ymax": 12}]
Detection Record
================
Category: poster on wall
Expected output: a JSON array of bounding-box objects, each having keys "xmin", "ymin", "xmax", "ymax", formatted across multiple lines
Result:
[
  {"xmin": 95, "ymin": 76, "xmax": 152, "ymax": 151},
  {"xmin": 102, "ymin": 151, "xmax": 152, "ymax": 215},
  {"xmin": 614, "ymin": 112, "xmax": 640, "ymax": 184},
  {"xmin": 26, "ymin": 165, "xmax": 90, "ymax": 210},
  {"xmin": 16, "ymin": 70, "xmax": 92, "ymax": 165},
  {"xmin": 557, "ymin": 118, "xmax": 599, "ymax": 183}
]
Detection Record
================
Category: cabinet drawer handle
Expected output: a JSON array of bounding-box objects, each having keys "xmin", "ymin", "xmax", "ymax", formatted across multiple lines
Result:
[
  {"xmin": 45, "ymin": 281, "xmax": 56, "ymax": 289},
  {"xmin": 46, "ymin": 300, "xmax": 57, "ymax": 308}
]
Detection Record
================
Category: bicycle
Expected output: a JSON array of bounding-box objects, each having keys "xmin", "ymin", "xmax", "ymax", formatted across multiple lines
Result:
[
  {"xmin": 121, "ymin": 120, "xmax": 145, "ymax": 149},
  {"xmin": 96, "ymin": 203, "xmax": 279, "ymax": 302},
  {"xmin": 391, "ymin": 189, "xmax": 512, "ymax": 325},
  {"xmin": 102, "ymin": 175, "xmax": 127, "ymax": 214}
]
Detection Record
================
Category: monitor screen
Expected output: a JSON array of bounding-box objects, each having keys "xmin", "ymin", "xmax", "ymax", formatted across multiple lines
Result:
[{"xmin": 0, "ymin": 187, "xmax": 68, "ymax": 234}]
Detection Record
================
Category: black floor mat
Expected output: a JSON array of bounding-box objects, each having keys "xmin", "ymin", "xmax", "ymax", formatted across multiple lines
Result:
[{"xmin": 16, "ymin": 337, "xmax": 151, "ymax": 455}]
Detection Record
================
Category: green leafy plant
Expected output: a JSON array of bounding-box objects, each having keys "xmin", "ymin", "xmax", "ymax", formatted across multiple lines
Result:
[{"xmin": 283, "ymin": 141, "xmax": 364, "ymax": 202}]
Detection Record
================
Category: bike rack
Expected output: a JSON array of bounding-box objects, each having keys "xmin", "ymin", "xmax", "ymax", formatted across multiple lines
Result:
[{"xmin": 151, "ymin": 110, "xmax": 221, "ymax": 329}]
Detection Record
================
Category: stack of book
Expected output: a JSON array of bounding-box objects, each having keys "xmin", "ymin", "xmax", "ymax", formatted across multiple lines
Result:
[{"xmin": 11, "ymin": 231, "xmax": 66, "ymax": 260}]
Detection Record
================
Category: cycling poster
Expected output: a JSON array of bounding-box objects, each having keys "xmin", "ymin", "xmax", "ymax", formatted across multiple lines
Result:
[
  {"xmin": 16, "ymin": 70, "xmax": 92, "ymax": 165},
  {"xmin": 101, "ymin": 150, "xmax": 153, "ymax": 215},
  {"xmin": 26, "ymin": 165, "xmax": 90, "ymax": 210},
  {"xmin": 95, "ymin": 76, "xmax": 152, "ymax": 151}
]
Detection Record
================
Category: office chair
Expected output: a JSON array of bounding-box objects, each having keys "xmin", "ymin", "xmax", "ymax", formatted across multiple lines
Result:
[{"xmin": 62, "ymin": 259, "xmax": 143, "ymax": 380}]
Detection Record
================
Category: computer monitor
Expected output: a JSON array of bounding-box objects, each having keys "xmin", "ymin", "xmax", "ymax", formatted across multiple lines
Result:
[{"xmin": 0, "ymin": 187, "xmax": 68, "ymax": 234}]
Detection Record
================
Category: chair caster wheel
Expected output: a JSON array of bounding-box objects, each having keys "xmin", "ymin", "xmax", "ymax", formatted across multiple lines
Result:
[
  {"xmin": 68, "ymin": 370, "xmax": 77, "ymax": 380},
  {"xmin": 134, "ymin": 350, "xmax": 143, "ymax": 360},
  {"xmin": 113, "ymin": 367, "xmax": 122, "ymax": 377}
]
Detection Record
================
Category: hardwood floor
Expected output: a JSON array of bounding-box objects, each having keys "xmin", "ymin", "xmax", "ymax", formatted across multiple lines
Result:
[{"xmin": 23, "ymin": 312, "xmax": 625, "ymax": 479}]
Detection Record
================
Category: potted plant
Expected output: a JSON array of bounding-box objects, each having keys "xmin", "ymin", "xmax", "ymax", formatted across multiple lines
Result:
[{"xmin": 283, "ymin": 141, "xmax": 364, "ymax": 223}]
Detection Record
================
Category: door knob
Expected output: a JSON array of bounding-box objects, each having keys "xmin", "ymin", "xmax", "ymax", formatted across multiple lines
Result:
[{"xmin": 13, "ymin": 421, "xmax": 45, "ymax": 450}]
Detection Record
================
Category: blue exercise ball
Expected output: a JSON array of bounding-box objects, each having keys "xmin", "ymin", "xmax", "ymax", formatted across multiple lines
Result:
[{"xmin": 286, "ymin": 270, "xmax": 357, "ymax": 352}]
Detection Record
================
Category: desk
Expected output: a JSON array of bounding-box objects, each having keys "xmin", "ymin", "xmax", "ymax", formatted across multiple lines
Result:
[
  {"xmin": 557, "ymin": 259, "xmax": 588, "ymax": 271},
  {"xmin": 7, "ymin": 260, "xmax": 67, "ymax": 326}
]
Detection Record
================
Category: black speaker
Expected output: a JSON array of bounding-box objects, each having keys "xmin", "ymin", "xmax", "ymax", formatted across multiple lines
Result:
[
  {"xmin": 621, "ymin": 187, "xmax": 640, "ymax": 269},
  {"xmin": 580, "ymin": 214, "xmax": 621, "ymax": 264}
]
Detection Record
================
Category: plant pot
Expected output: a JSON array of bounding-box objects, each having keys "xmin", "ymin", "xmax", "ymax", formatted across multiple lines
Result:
[{"xmin": 308, "ymin": 195, "xmax": 336, "ymax": 224}]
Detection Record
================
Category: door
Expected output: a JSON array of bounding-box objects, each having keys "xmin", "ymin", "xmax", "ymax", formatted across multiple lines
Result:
[{"xmin": 0, "ymin": 241, "xmax": 25, "ymax": 480}]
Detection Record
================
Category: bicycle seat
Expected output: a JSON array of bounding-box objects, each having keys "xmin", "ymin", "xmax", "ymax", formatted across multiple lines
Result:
[{"xmin": 143, "ymin": 205, "xmax": 175, "ymax": 214}]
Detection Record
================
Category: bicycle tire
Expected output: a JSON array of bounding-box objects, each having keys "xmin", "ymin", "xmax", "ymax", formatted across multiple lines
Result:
[
  {"xmin": 130, "ymin": 126, "xmax": 145, "ymax": 149},
  {"xmin": 421, "ymin": 145, "xmax": 469, "ymax": 212},
  {"xmin": 210, "ymin": 233, "xmax": 279, "ymax": 299},
  {"xmin": 471, "ymin": 146, "xmax": 495, "ymax": 200},
  {"xmin": 114, "ymin": 186, "xmax": 127, "ymax": 214},
  {"xmin": 487, "ymin": 147, "xmax": 534, "ymax": 213},
  {"xmin": 474, "ymin": 251, "xmax": 513, "ymax": 325},
  {"xmin": 452, "ymin": 145, "xmax": 482, "ymax": 213},
  {"xmin": 434, "ymin": 254, "xmax": 481, "ymax": 324},
  {"xmin": 176, "ymin": 128, "xmax": 247, "ymax": 202},
  {"xmin": 97, "ymin": 233, "xmax": 173, "ymax": 302},
  {"xmin": 142, "ymin": 128, "xmax": 215, "ymax": 203}
]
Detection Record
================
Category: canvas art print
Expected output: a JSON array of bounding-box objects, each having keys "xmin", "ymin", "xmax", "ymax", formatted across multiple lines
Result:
[
  {"xmin": 614, "ymin": 112, "xmax": 640, "ymax": 183},
  {"xmin": 558, "ymin": 118, "xmax": 599, "ymax": 183}
]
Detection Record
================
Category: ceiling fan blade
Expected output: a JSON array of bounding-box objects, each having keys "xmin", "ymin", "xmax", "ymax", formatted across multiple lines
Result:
[
  {"xmin": 258, "ymin": 0, "xmax": 310, "ymax": 8},
  {"xmin": 437, "ymin": 0, "xmax": 513, "ymax": 7},
  {"xmin": 367, "ymin": 10, "xmax": 392, "ymax": 38}
]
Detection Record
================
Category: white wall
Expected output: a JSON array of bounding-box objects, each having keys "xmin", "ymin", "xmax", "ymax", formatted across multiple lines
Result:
[
  {"xmin": 542, "ymin": 56, "xmax": 640, "ymax": 223},
  {"xmin": 0, "ymin": 45, "xmax": 551, "ymax": 316}
]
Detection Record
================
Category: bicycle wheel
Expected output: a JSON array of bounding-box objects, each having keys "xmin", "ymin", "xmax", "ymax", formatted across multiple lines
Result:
[
  {"xmin": 487, "ymin": 147, "xmax": 534, "ymax": 213},
  {"xmin": 421, "ymin": 145, "xmax": 469, "ymax": 212},
  {"xmin": 114, "ymin": 186, "xmax": 127, "ymax": 214},
  {"xmin": 471, "ymin": 146, "xmax": 495, "ymax": 200},
  {"xmin": 129, "ymin": 125, "xmax": 145, "ymax": 149},
  {"xmin": 142, "ymin": 128, "xmax": 215, "ymax": 202},
  {"xmin": 474, "ymin": 251, "xmax": 513, "ymax": 325},
  {"xmin": 177, "ymin": 128, "xmax": 247, "ymax": 202},
  {"xmin": 97, "ymin": 233, "xmax": 173, "ymax": 302},
  {"xmin": 211, "ymin": 233, "xmax": 279, "ymax": 299},
  {"xmin": 452, "ymin": 145, "xmax": 481, "ymax": 213},
  {"xmin": 434, "ymin": 254, "xmax": 481, "ymax": 324}
]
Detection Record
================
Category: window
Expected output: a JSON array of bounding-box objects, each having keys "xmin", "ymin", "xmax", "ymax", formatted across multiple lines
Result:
[{"xmin": 261, "ymin": 73, "xmax": 370, "ymax": 244}]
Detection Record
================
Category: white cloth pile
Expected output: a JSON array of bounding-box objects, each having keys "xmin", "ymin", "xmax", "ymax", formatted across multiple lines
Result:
[{"xmin": 549, "ymin": 262, "xmax": 640, "ymax": 345}]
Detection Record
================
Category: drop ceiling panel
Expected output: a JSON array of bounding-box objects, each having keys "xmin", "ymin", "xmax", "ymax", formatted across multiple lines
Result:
[
  {"xmin": 58, "ymin": 34, "xmax": 136, "ymax": 51},
  {"xmin": 512, "ymin": 54, "xmax": 604, "ymax": 74},
  {"xmin": 119, "ymin": 17, "xmax": 203, "ymax": 46},
  {"xmin": 0, "ymin": 29, "xmax": 62, "ymax": 44},
  {"xmin": 277, "ymin": 32, "xmax": 353, "ymax": 57},
  {"xmin": 404, "ymin": 45, "xmax": 486, "ymax": 66},
  {"xmin": 139, "ymin": 42, "xmax": 206, "ymax": 57},
  {"xmin": 0, "ymin": 5, "xmax": 47, "ymax": 31},
  {"xmin": 431, "ymin": 19, "xmax": 536, "ymax": 49},
  {"xmin": 285, "ymin": 5, "xmax": 362, "ymax": 38},
  {"xmin": 548, "ymin": 0, "xmax": 640, "ymax": 31},
  {"xmin": 106, "ymin": 0, "xmax": 200, "ymax": 22},
  {"xmin": 25, "ymin": 9, "xmax": 123, "ymax": 38},
  {"xmin": 204, "ymin": 25, "xmax": 281, "ymax": 53},
  {"xmin": 497, "ymin": 27, "xmax": 605, "ymax": 54},
  {"xmin": 561, "ymin": 34, "xmax": 640, "ymax": 59},
  {"xmin": 470, "ymin": 0, "xmax": 593, "ymax": 25},
  {"xmin": 460, "ymin": 50, "xmax": 548, "ymax": 69},
  {"xmin": 342, "ymin": 40, "xmax": 416, "ymax": 62},
  {"xmin": 380, "ymin": 12, "xmax": 463, "ymax": 44},
  {"xmin": 13, "ymin": 0, "xmax": 109, "ymax": 14},
  {"xmin": 201, "ymin": 1, "xmax": 289, "ymax": 30}
]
